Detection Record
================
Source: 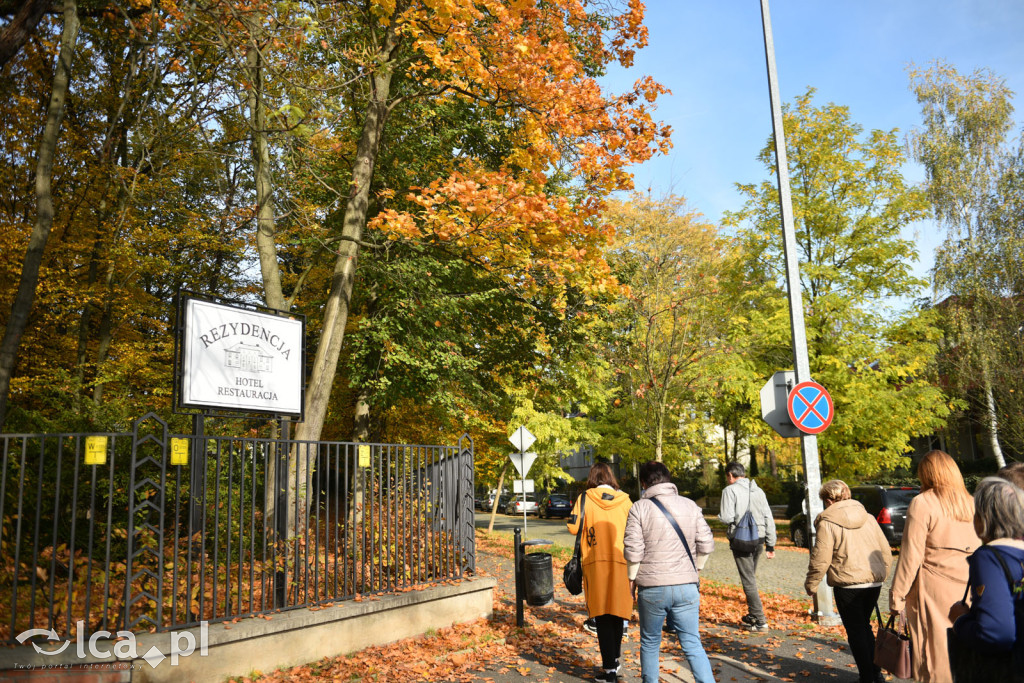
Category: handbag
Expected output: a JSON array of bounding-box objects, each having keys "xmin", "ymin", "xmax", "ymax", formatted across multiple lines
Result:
[
  {"xmin": 873, "ymin": 605, "xmax": 912, "ymax": 679},
  {"xmin": 562, "ymin": 492, "xmax": 586, "ymax": 595},
  {"xmin": 947, "ymin": 547, "xmax": 1024, "ymax": 683}
]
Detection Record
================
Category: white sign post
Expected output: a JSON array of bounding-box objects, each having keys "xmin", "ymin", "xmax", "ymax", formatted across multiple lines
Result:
[{"xmin": 508, "ymin": 426, "xmax": 537, "ymax": 534}]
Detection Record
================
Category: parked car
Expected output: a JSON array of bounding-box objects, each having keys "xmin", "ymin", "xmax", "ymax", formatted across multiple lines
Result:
[
  {"xmin": 538, "ymin": 493, "xmax": 572, "ymax": 519},
  {"xmin": 789, "ymin": 485, "xmax": 920, "ymax": 548},
  {"xmin": 504, "ymin": 494, "xmax": 539, "ymax": 516},
  {"xmin": 478, "ymin": 491, "xmax": 509, "ymax": 511}
]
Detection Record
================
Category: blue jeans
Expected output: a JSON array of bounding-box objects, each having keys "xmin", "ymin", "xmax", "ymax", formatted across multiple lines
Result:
[{"xmin": 637, "ymin": 583, "xmax": 715, "ymax": 683}]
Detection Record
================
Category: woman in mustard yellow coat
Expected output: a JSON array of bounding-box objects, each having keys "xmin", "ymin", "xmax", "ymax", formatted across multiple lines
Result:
[{"xmin": 567, "ymin": 463, "xmax": 633, "ymax": 682}]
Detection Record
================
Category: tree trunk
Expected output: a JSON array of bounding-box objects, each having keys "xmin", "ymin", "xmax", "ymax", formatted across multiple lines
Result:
[
  {"xmin": 91, "ymin": 262, "xmax": 116, "ymax": 405},
  {"xmin": 0, "ymin": 0, "xmax": 49, "ymax": 68},
  {"xmin": 981, "ymin": 366, "xmax": 1006, "ymax": 468},
  {"xmin": 293, "ymin": 27, "xmax": 397, "ymax": 444},
  {"xmin": 0, "ymin": 0, "xmax": 80, "ymax": 429},
  {"xmin": 73, "ymin": 236, "xmax": 101, "ymax": 412},
  {"xmin": 768, "ymin": 449, "xmax": 778, "ymax": 477},
  {"xmin": 654, "ymin": 404, "xmax": 665, "ymax": 462},
  {"xmin": 348, "ymin": 390, "xmax": 370, "ymax": 528},
  {"xmin": 749, "ymin": 443, "xmax": 758, "ymax": 478},
  {"xmin": 247, "ymin": 39, "xmax": 286, "ymax": 312},
  {"xmin": 487, "ymin": 464, "xmax": 509, "ymax": 533}
]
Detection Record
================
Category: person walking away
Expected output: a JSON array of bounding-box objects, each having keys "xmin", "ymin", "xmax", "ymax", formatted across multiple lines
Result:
[
  {"xmin": 566, "ymin": 462, "xmax": 633, "ymax": 682},
  {"xmin": 804, "ymin": 479, "xmax": 892, "ymax": 683},
  {"xmin": 624, "ymin": 461, "xmax": 716, "ymax": 683},
  {"xmin": 889, "ymin": 450, "xmax": 980, "ymax": 683},
  {"xmin": 719, "ymin": 461, "xmax": 776, "ymax": 630},
  {"xmin": 948, "ymin": 477, "xmax": 1024, "ymax": 683}
]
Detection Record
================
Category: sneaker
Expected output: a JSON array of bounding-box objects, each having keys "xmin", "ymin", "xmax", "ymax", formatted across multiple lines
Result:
[
  {"xmin": 594, "ymin": 670, "xmax": 617, "ymax": 682},
  {"xmin": 745, "ymin": 620, "xmax": 769, "ymax": 632},
  {"xmin": 740, "ymin": 614, "xmax": 758, "ymax": 626},
  {"xmin": 583, "ymin": 617, "xmax": 598, "ymax": 635}
]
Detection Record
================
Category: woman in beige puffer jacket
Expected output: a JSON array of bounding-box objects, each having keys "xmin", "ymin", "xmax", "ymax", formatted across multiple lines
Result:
[{"xmin": 804, "ymin": 479, "xmax": 892, "ymax": 683}]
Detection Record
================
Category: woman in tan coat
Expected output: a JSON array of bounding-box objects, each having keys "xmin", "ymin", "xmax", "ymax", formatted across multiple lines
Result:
[
  {"xmin": 890, "ymin": 450, "xmax": 981, "ymax": 683},
  {"xmin": 567, "ymin": 463, "xmax": 632, "ymax": 682},
  {"xmin": 805, "ymin": 480, "xmax": 892, "ymax": 683}
]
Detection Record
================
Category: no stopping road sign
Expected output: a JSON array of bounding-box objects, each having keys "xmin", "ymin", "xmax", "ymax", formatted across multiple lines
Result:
[{"xmin": 787, "ymin": 381, "xmax": 834, "ymax": 434}]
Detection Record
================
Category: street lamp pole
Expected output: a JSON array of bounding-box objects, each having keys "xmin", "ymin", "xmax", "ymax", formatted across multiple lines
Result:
[{"xmin": 758, "ymin": 0, "xmax": 839, "ymax": 626}]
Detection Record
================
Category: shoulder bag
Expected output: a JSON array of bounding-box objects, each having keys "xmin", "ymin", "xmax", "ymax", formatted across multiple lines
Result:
[
  {"xmin": 873, "ymin": 605, "xmax": 912, "ymax": 679},
  {"xmin": 947, "ymin": 546, "xmax": 1024, "ymax": 683},
  {"xmin": 562, "ymin": 492, "xmax": 586, "ymax": 595}
]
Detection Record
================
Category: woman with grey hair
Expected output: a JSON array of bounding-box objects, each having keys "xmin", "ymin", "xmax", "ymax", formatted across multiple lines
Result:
[{"xmin": 948, "ymin": 477, "xmax": 1024, "ymax": 682}]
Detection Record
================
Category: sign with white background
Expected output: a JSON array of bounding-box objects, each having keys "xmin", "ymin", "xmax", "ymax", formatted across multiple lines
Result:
[{"xmin": 181, "ymin": 298, "xmax": 304, "ymax": 415}]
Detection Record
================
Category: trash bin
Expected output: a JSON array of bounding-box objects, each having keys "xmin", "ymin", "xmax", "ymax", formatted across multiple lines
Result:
[{"xmin": 522, "ymin": 552, "xmax": 554, "ymax": 606}]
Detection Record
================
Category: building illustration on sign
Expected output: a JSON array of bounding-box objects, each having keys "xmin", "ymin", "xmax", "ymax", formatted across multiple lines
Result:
[{"xmin": 224, "ymin": 342, "xmax": 273, "ymax": 373}]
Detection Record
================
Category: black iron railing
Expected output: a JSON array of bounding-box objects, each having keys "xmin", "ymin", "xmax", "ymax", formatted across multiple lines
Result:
[{"xmin": 0, "ymin": 414, "xmax": 474, "ymax": 643}]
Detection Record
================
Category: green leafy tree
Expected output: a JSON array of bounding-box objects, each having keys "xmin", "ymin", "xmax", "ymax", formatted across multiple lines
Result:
[
  {"xmin": 597, "ymin": 193, "xmax": 737, "ymax": 471},
  {"xmin": 725, "ymin": 88, "xmax": 949, "ymax": 479},
  {"xmin": 909, "ymin": 61, "xmax": 1022, "ymax": 467}
]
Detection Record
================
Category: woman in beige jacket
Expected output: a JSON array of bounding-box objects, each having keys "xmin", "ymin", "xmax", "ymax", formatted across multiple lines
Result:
[
  {"xmin": 890, "ymin": 450, "xmax": 980, "ymax": 683},
  {"xmin": 805, "ymin": 480, "xmax": 892, "ymax": 683}
]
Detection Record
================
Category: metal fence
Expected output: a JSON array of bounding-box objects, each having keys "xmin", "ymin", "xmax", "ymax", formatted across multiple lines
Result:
[{"xmin": 0, "ymin": 413, "xmax": 475, "ymax": 643}]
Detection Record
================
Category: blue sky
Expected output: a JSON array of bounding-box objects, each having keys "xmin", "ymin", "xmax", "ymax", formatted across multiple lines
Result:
[{"xmin": 602, "ymin": 0, "xmax": 1024, "ymax": 284}]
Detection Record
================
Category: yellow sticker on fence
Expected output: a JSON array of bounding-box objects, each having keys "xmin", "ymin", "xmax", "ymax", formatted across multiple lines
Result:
[
  {"xmin": 170, "ymin": 438, "xmax": 189, "ymax": 466},
  {"xmin": 84, "ymin": 436, "xmax": 108, "ymax": 466},
  {"xmin": 358, "ymin": 445, "xmax": 371, "ymax": 468}
]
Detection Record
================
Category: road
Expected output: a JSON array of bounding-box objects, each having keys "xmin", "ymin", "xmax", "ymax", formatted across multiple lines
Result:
[{"xmin": 475, "ymin": 510, "xmax": 578, "ymax": 546}]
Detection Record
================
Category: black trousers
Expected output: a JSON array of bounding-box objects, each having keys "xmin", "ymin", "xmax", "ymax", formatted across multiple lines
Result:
[
  {"xmin": 594, "ymin": 614, "xmax": 624, "ymax": 671},
  {"xmin": 833, "ymin": 585, "xmax": 883, "ymax": 683}
]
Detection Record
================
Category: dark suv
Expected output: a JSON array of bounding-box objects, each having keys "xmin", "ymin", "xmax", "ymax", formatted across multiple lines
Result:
[
  {"xmin": 538, "ymin": 493, "xmax": 572, "ymax": 519},
  {"xmin": 789, "ymin": 485, "xmax": 919, "ymax": 548}
]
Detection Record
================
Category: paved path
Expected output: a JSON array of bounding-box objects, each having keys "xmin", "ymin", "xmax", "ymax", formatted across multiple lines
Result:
[{"xmin": 472, "ymin": 513, "xmax": 906, "ymax": 682}]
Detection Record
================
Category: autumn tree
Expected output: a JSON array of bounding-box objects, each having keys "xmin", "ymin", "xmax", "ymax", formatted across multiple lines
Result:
[
  {"xmin": 282, "ymin": 0, "xmax": 669, "ymax": 446},
  {"xmin": 595, "ymin": 193, "xmax": 737, "ymax": 470},
  {"xmin": 0, "ymin": 1, "xmax": 254, "ymax": 430},
  {"xmin": 725, "ymin": 89, "xmax": 949, "ymax": 479},
  {"xmin": 0, "ymin": 0, "xmax": 80, "ymax": 429}
]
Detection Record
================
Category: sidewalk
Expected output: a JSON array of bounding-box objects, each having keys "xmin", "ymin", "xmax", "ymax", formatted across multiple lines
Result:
[
  {"xmin": 462, "ymin": 541, "xmax": 864, "ymax": 683},
  {"xmin": 251, "ymin": 532, "xmax": 873, "ymax": 683}
]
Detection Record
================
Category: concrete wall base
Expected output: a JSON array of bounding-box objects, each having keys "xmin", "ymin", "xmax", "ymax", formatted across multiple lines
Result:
[{"xmin": 0, "ymin": 577, "xmax": 496, "ymax": 683}]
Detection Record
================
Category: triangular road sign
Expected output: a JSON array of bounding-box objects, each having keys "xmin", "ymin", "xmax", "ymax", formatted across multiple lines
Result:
[{"xmin": 509, "ymin": 452, "xmax": 537, "ymax": 478}]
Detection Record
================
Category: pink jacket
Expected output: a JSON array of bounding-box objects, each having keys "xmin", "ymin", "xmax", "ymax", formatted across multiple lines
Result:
[{"xmin": 623, "ymin": 483, "xmax": 714, "ymax": 587}]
